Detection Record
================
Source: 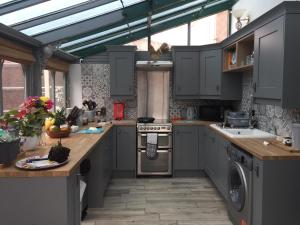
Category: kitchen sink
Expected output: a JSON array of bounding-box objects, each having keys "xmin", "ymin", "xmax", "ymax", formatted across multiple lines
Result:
[{"xmin": 210, "ymin": 124, "xmax": 276, "ymax": 139}]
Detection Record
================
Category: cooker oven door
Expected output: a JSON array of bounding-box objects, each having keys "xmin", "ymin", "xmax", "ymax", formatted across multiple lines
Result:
[
  {"xmin": 137, "ymin": 149, "xmax": 172, "ymax": 175},
  {"xmin": 137, "ymin": 133, "xmax": 172, "ymax": 149}
]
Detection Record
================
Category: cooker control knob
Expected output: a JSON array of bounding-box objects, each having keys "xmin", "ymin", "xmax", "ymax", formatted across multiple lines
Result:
[
  {"xmin": 150, "ymin": 127, "xmax": 153, "ymax": 130},
  {"xmin": 157, "ymin": 127, "xmax": 160, "ymax": 130}
]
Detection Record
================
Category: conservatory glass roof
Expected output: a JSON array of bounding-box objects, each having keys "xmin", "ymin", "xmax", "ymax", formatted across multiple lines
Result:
[{"xmin": 0, "ymin": 0, "xmax": 237, "ymax": 57}]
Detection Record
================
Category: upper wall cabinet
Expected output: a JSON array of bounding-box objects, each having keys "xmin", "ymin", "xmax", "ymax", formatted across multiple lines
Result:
[
  {"xmin": 200, "ymin": 49, "xmax": 222, "ymax": 96},
  {"xmin": 253, "ymin": 14, "xmax": 300, "ymax": 108},
  {"xmin": 174, "ymin": 50, "xmax": 200, "ymax": 97},
  {"xmin": 173, "ymin": 46, "xmax": 242, "ymax": 100},
  {"xmin": 107, "ymin": 46, "xmax": 136, "ymax": 97},
  {"xmin": 223, "ymin": 34, "xmax": 254, "ymax": 73}
]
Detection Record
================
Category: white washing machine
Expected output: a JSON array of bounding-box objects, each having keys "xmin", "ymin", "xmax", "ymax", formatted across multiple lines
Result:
[{"xmin": 227, "ymin": 144, "xmax": 253, "ymax": 225}]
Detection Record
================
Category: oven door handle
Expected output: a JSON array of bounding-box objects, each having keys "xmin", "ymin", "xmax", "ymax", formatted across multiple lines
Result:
[
  {"xmin": 138, "ymin": 133, "xmax": 171, "ymax": 137},
  {"xmin": 139, "ymin": 149, "xmax": 171, "ymax": 153}
]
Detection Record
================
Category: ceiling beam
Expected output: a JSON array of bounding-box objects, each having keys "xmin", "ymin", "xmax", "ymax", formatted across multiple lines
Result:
[
  {"xmin": 12, "ymin": 0, "xmax": 115, "ymax": 31},
  {"xmin": 30, "ymin": 0, "xmax": 197, "ymax": 44},
  {"xmin": 71, "ymin": 0, "xmax": 235, "ymax": 57},
  {"xmin": 0, "ymin": 0, "xmax": 49, "ymax": 16}
]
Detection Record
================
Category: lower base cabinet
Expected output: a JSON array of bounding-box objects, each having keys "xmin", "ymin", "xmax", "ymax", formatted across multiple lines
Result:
[
  {"xmin": 173, "ymin": 126, "xmax": 204, "ymax": 176},
  {"xmin": 87, "ymin": 128, "xmax": 113, "ymax": 208},
  {"xmin": 204, "ymin": 128, "xmax": 229, "ymax": 200},
  {"xmin": 113, "ymin": 126, "xmax": 136, "ymax": 177}
]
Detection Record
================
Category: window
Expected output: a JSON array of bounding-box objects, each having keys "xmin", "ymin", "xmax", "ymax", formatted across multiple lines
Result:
[
  {"xmin": 54, "ymin": 71, "xmax": 66, "ymax": 110},
  {"xmin": 42, "ymin": 70, "xmax": 66, "ymax": 111},
  {"xmin": 191, "ymin": 11, "xmax": 229, "ymax": 45},
  {"xmin": 1, "ymin": 60, "xmax": 26, "ymax": 113},
  {"xmin": 126, "ymin": 11, "xmax": 229, "ymax": 50},
  {"xmin": 126, "ymin": 24, "xmax": 188, "ymax": 51}
]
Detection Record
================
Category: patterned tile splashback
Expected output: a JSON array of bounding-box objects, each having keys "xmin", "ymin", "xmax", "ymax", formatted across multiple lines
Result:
[
  {"xmin": 81, "ymin": 64, "xmax": 230, "ymax": 121},
  {"xmin": 240, "ymin": 72, "xmax": 300, "ymax": 137}
]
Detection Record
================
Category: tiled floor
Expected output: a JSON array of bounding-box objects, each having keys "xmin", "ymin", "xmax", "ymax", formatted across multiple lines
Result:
[{"xmin": 81, "ymin": 177, "xmax": 233, "ymax": 225}]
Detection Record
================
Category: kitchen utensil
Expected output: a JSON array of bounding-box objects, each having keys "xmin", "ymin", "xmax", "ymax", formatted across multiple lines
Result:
[{"xmin": 114, "ymin": 102, "xmax": 125, "ymax": 120}]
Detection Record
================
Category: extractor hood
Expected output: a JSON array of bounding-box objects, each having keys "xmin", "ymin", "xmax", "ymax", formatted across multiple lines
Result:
[{"xmin": 136, "ymin": 61, "xmax": 173, "ymax": 71}]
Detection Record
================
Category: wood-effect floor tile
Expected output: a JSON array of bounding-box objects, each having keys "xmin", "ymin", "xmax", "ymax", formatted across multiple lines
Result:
[{"xmin": 84, "ymin": 177, "xmax": 233, "ymax": 225}]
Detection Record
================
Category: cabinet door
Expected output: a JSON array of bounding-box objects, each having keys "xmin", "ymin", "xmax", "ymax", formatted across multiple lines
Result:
[
  {"xmin": 200, "ymin": 49, "xmax": 222, "ymax": 96},
  {"xmin": 116, "ymin": 126, "xmax": 136, "ymax": 171},
  {"xmin": 198, "ymin": 126, "xmax": 205, "ymax": 170},
  {"xmin": 252, "ymin": 158, "xmax": 264, "ymax": 225},
  {"xmin": 205, "ymin": 129, "xmax": 217, "ymax": 180},
  {"xmin": 87, "ymin": 141, "xmax": 105, "ymax": 208},
  {"xmin": 174, "ymin": 126, "xmax": 199, "ymax": 170},
  {"xmin": 253, "ymin": 16, "xmax": 284, "ymax": 100},
  {"xmin": 110, "ymin": 52, "xmax": 135, "ymax": 96},
  {"xmin": 216, "ymin": 135, "xmax": 229, "ymax": 199},
  {"xmin": 174, "ymin": 52, "xmax": 200, "ymax": 96}
]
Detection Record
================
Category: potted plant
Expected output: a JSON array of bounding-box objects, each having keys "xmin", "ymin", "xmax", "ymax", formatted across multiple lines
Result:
[
  {"xmin": 0, "ymin": 128, "xmax": 20, "ymax": 165},
  {"xmin": 0, "ymin": 96, "xmax": 53, "ymax": 151},
  {"xmin": 45, "ymin": 108, "xmax": 70, "ymax": 138}
]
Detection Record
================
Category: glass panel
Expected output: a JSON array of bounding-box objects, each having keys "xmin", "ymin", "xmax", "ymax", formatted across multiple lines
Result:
[
  {"xmin": 61, "ymin": 24, "xmax": 128, "ymax": 48},
  {"xmin": 191, "ymin": 11, "xmax": 228, "ymax": 45},
  {"xmin": 152, "ymin": 0, "xmax": 206, "ymax": 20},
  {"xmin": 151, "ymin": 24, "xmax": 188, "ymax": 47},
  {"xmin": 54, "ymin": 71, "xmax": 66, "ymax": 110},
  {"xmin": 41, "ymin": 70, "xmax": 54, "ymax": 104},
  {"xmin": 125, "ymin": 37, "xmax": 148, "ymax": 51},
  {"xmin": 21, "ymin": 1, "xmax": 123, "ymax": 36},
  {"xmin": 2, "ymin": 60, "xmax": 25, "ymax": 112},
  {"xmin": 122, "ymin": 0, "xmax": 145, "ymax": 7},
  {"xmin": 0, "ymin": 0, "xmax": 89, "ymax": 26}
]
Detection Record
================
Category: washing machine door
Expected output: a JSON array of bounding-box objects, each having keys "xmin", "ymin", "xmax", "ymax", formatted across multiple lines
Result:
[{"xmin": 228, "ymin": 161, "xmax": 247, "ymax": 212}]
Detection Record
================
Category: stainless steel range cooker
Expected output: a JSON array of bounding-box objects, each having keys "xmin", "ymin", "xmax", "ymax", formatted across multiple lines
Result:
[{"xmin": 137, "ymin": 121, "xmax": 172, "ymax": 176}]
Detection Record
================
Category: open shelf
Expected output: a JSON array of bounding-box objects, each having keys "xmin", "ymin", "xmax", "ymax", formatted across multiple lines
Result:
[{"xmin": 223, "ymin": 34, "xmax": 254, "ymax": 72}]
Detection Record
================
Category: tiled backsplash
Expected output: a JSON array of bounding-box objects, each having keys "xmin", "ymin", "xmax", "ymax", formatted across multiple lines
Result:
[
  {"xmin": 81, "ymin": 64, "xmax": 229, "ymax": 120},
  {"xmin": 240, "ymin": 72, "xmax": 300, "ymax": 136}
]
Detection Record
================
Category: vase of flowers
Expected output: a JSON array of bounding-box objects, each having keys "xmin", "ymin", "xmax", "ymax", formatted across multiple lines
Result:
[{"xmin": 0, "ymin": 96, "xmax": 53, "ymax": 151}]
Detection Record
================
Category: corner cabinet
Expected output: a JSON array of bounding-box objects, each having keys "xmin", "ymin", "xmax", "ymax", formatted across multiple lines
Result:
[
  {"xmin": 253, "ymin": 14, "xmax": 300, "ymax": 108},
  {"xmin": 173, "ymin": 46, "xmax": 242, "ymax": 100},
  {"xmin": 107, "ymin": 46, "xmax": 136, "ymax": 97}
]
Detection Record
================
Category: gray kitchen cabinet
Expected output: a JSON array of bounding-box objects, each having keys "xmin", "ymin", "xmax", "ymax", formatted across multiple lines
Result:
[
  {"xmin": 204, "ymin": 128, "xmax": 217, "ymax": 180},
  {"xmin": 253, "ymin": 14, "xmax": 300, "ymax": 108},
  {"xmin": 173, "ymin": 50, "xmax": 200, "ymax": 97},
  {"xmin": 0, "ymin": 172, "xmax": 81, "ymax": 225},
  {"xmin": 215, "ymin": 133, "xmax": 229, "ymax": 199},
  {"xmin": 198, "ymin": 126, "xmax": 205, "ymax": 170},
  {"xmin": 200, "ymin": 49, "xmax": 222, "ymax": 96},
  {"xmin": 174, "ymin": 126, "xmax": 199, "ymax": 171},
  {"xmin": 114, "ymin": 126, "xmax": 136, "ymax": 173},
  {"xmin": 253, "ymin": 16, "xmax": 284, "ymax": 102},
  {"xmin": 204, "ymin": 128, "xmax": 229, "ymax": 200},
  {"xmin": 173, "ymin": 46, "xmax": 242, "ymax": 100},
  {"xmin": 87, "ymin": 128, "xmax": 113, "ymax": 207},
  {"xmin": 108, "ymin": 46, "xmax": 136, "ymax": 97},
  {"xmin": 252, "ymin": 157, "xmax": 300, "ymax": 225}
]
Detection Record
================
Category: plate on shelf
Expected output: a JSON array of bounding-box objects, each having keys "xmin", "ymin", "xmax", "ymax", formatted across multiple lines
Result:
[{"xmin": 15, "ymin": 155, "xmax": 69, "ymax": 170}]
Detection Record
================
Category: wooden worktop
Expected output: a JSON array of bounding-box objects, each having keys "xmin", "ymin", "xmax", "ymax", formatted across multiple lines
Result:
[
  {"xmin": 174, "ymin": 120, "xmax": 300, "ymax": 160},
  {"xmin": 0, "ymin": 124, "xmax": 114, "ymax": 178}
]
